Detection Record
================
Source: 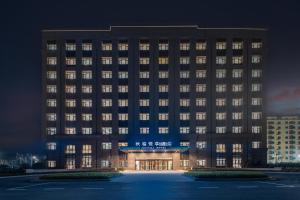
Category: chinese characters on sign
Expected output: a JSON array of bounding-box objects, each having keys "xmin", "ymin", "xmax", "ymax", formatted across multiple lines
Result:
[{"xmin": 135, "ymin": 141, "xmax": 172, "ymax": 149}]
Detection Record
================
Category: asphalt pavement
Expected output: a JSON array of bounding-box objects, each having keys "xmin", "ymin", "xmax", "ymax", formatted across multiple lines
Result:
[{"xmin": 0, "ymin": 171, "xmax": 299, "ymax": 200}]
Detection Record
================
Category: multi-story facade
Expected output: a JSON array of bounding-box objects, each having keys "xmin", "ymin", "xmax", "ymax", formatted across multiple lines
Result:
[
  {"xmin": 42, "ymin": 25, "xmax": 267, "ymax": 170},
  {"xmin": 267, "ymin": 116, "xmax": 300, "ymax": 164}
]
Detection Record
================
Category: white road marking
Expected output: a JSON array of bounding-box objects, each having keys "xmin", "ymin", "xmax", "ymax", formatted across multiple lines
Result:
[
  {"xmin": 237, "ymin": 185, "xmax": 258, "ymax": 189},
  {"xmin": 82, "ymin": 187, "xmax": 104, "ymax": 190},
  {"xmin": 7, "ymin": 188, "xmax": 27, "ymax": 191},
  {"xmin": 276, "ymin": 185, "xmax": 296, "ymax": 188},
  {"xmin": 256, "ymin": 181, "xmax": 292, "ymax": 187},
  {"xmin": 8, "ymin": 182, "xmax": 51, "ymax": 190},
  {"xmin": 44, "ymin": 188, "xmax": 64, "ymax": 190},
  {"xmin": 198, "ymin": 186, "xmax": 219, "ymax": 189}
]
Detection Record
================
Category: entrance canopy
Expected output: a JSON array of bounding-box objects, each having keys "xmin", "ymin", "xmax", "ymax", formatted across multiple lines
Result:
[{"xmin": 119, "ymin": 146, "xmax": 189, "ymax": 153}]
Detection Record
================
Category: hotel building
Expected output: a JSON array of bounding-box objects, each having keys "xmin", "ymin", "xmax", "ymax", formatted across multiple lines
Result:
[
  {"xmin": 267, "ymin": 116, "xmax": 300, "ymax": 164},
  {"xmin": 42, "ymin": 26, "xmax": 267, "ymax": 170}
]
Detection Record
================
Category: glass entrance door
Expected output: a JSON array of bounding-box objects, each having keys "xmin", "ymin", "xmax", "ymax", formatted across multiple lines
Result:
[{"xmin": 135, "ymin": 160, "xmax": 173, "ymax": 171}]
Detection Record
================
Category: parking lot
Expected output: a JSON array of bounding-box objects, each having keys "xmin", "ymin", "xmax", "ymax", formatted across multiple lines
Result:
[{"xmin": 0, "ymin": 172, "xmax": 300, "ymax": 200}]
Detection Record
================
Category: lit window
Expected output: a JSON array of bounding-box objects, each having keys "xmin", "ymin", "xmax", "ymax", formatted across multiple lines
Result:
[
  {"xmin": 252, "ymin": 141, "xmax": 261, "ymax": 149},
  {"xmin": 232, "ymin": 126, "xmax": 242, "ymax": 134},
  {"xmin": 196, "ymin": 112, "xmax": 206, "ymax": 120},
  {"xmin": 65, "ymin": 113, "xmax": 76, "ymax": 121},
  {"xmin": 159, "ymin": 113, "xmax": 168, "ymax": 120},
  {"xmin": 47, "ymin": 99, "xmax": 56, "ymax": 107},
  {"xmin": 252, "ymin": 55, "xmax": 262, "ymax": 64},
  {"xmin": 82, "ymin": 70, "xmax": 92, "ymax": 79},
  {"xmin": 65, "ymin": 145, "xmax": 76, "ymax": 154},
  {"xmin": 180, "ymin": 99, "xmax": 190, "ymax": 107},
  {"xmin": 47, "ymin": 57, "xmax": 57, "ymax": 65},
  {"xmin": 47, "ymin": 113, "xmax": 56, "ymax": 121},
  {"xmin": 118, "ymin": 128, "xmax": 128, "ymax": 134},
  {"xmin": 65, "ymin": 57, "xmax": 76, "ymax": 65},
  {"xmin": 101, "ymin": 42, "xmax": 112, "ymax": 51},
  {"xmin": 197, "ymin": 159, "xmax": 206, "ymax": 167},
  {"xmin": 216, "ymin": 41, "xmax": 226, "ymax": 50},
  {"xmin": 65, "ymin": 43, "xmax": 76, "ymax": 51},
  {"xmin": 139, "ymin": 42, "xmax": 150, "ymax": 51},
  {"xmin": 180, "ymin": 71, "xmax": 190, "ymax": 78},
  {"xmin": 196, "ymin": 70, "xmax": 206, "ymax": 78},
  {"xmin": 232, "ymin": 112, "xmax": 243, "ymax": 120},
  {"xmin": 82, "ymin": 57, "xmax": 92, "ymax": 66},
  {"xmin": 102, "ymin": 113, "xmax": 112, "ymax": 121},
  {"xmin": 232, "ymin": 144, "xmax": 242, "ymax": 153},
  {"xmin": 140, "ymin": 127, "xmax": 149, "ymax": 134},
  {"xmin": 159, "ymin": 71, "xmax": 168, "ymax": 78},
  {"xmin": 159, "ymin": 85, "xmax": 168, "ymax": 93},
  {"xmin": 232, "ymin": 41, "xmax": 243, "ymax": 50},
  {"xmin": 82, "ymin": 113, "xmax": 92, "ymax": 121},
  {"xmin": 216, "ymin": 127, "xmax": 226, "ymax": 134},
  {"xmin": 196, "ymin": 84, "xmax": 206, "ymax": 92},
  {"xmin": 232, "ymin": 69, "xmax": 243, "ymax": 78},
  {"xmin": 102, "ymin": 127, "xmax": 112, "ymax": 135},
  {"xmin": 196, "ymin": 141, "xmax": 207, "ymax": 149},
  {"xmin": 216, "ymin": 157, "xmax": 226, "ymax": 167},
  {"xmin": 48, "ymin": 161, "xmax": 56, "ymax": 168},
  {"xmin": 47, "ymin": 71, "xmax": 57, "ymax": 80},
  {"xmin": 102, "ymin": 99, "xmax": 112, "ymax": 107},
  {"xmin": 252, "ymin": 41, "xmax": 262, "ymax": 49},
  {"xmin": 82, "ymin": 99, "xmax": 92, "ymax": 107},
  {"xmin": 82, "ymin": 43, "xmax": 92, "ymax": 51},
  {"xmin": 47, "ymin": 142, "xmax": 56, "ymax": 150},
  {"xmin": 251, "ymin": 83, "xmax": 262, "ymax": 92},
  {"xmin": 100, "ymin": 160, "xmax": 110, "ymax": 168},
  {"xmin": 82, "ymin": 127, "xmax": 92, "ymax": 135},
  {"xmin": 118, "ymin": 142, "xmax": 128, "ymax": 147},
  {"xmin": 102, "ymin": 71, "xmax": 112, "ymax": 79},
  {"xmin": 139, "ymin": 85, "xmax": 149, "ymax": 93},
  {"xmin": 158, "ymin": 127, "xmax": 168, "ymax": 134},
  {"xmin": 196, "ymin": 126, "xmax": 207, "ymax": 134},
  {"xmin": 101, "ymin": 57, "xmax": 112, "ymax": 65},
  {"xmin": 216, "ymin": 144, "xmax": 226, "ymax": 153},
  {"xmin": 180, "ymin": 127, "xmax": 190, "ymax": 134},
  {"xmin": 251, "ymin": 98, "xmax": 262, "ymax": 106},
  {"xmin": 139, "ymin": 99, "xmax": 149, "ymax": 107},
  {"xmin": 118, "ymin": 85, "xmax": 128, "ymax": 93},
  {"xmin": 180, "ymin": 42, "xmax": 190, "ymax": 51},
  {"xmin": 216, "ymin": 84, "xmax": 226, "ymax": 92},
  {"xmin": 119, "ymin": 113, "xmax": 128, "ymax": 121},
  {"xmin": 196, "ymin": 56, "xmax": 206, "ymax": 64},
  {"xmin": 65, "ymin": 71, "xmax": 76, "ymax": 80},
  {"xmin": 139, "ymin": 57, "xmax": 150, "ymax": 65},
  {"xmin": 232, "ymin": 98, "xmax": 243, "ymax": 106},
  {"xmin": 47, "ymin": 42, "xmax": 57, "ymax": 51},
  {"xmin": 158, "ymin": 57, "xmax": 168, "ymax": 64},
  {"xmin": 232, "ymin": 84, "xmax": 243, "ymax": 92},
  {"xmin": 196, "ymin": 98, "xmax": 206, "ymax": 106},
  {"xmin": 216, "ymin": 69, "xmax": 226, "ymax": 78},
  {"xmin": 46, "ymin": 127, "xmax": 56, "ymax": 135},
  {"xmin": 139, "ymin": 71, "xmax": 149, "ymax": 79},
  {"xmin": 180, "ymin": 57, "xmax": 190, "ymax": 65},
  {"xmin": 216, "ymin": 56, "xmax": 226, "ymax": 65},
  {"xmin": 216, "ymin": 98, "xmax": 226, "ymax": 107},
  {"xmin": 232, "ymin": 56, "xmax": 243, "ymax": 64},
  {"xmin": 82, "ymin": 145, "xmax": 92, "ymax": 154},
  {"xmin": 180, "ymin": 85, "xmax": 190, "ymax": 93},
  {"xmin": 102, "ymin": 142, "xmax": 112, "ymax": 150},
  {"xmin": 252, "ymin": 69, "xmax": 262, "ymax": 78},
  {"xmin": 180, "ymin": 141, "xmax": 190, "ymax": 146},
  {"xmin": 118, "ymin": 99, "xmax": 128, "ymax": 107},
  {"xmin": 118, "ymin": 71, "xmax": 128, "ymax": 79},
  {"xmin": 252, "ymin": 112, "xmax": 262, "ymax": 120},
  {"xmin": 196, "ymin": 41, "xmax": 207, "ymax": 50},
  {"xmin": 180, "ymin": 113, "xmax": 190, "ymax": 121},
  {"xmin": 47, "ymin": 85, "xmax": 57, "ymax": 93},
  {"xmin": 233, "ymin": 156, "xmax": 242, "ymax": 168},
  {"xmin": 118, "ymin": 57, "xmax": 128, "ymax": 65},
  {"xmin": 159, "ymin": 43, "xmax": 168, "ymax": 51},
  {"xmin": 159, "ymin": 99, "xmax": 168, "ymax": 107},
  {"xmin": 102, "ymin": 85, "xmax": 112, "ymax": 93},
  {"xmin": 66, "ymin": 158, "xmax": 75, "ymax": 169},
  {"xmin": 66, "ymin": 99, "xmax": 76, "ymax": 107},
  {"xmin": 65, "ymin": 127, "xmax": 76, "ymax": 135},
  {"xmin": 82, "ymin": 85, "xmax": 92, "ymax": 93},
  {"xmin": 139, "ymin": 113, "xmax": 149, "ymax": 121},
  {"xmin": 252, "ymin": 126, "xmax": 262, "ymax": 134},
  {"xmin": 118, "ymin": 43, "xmax": 128, "ymax": 51},
  {"xmin": 82, "ymin": 155, "xmax": 92, "ymax": 168},
  {"xmin": 216, "ymin": 112, "xmax": 226, "ymax": 120}
]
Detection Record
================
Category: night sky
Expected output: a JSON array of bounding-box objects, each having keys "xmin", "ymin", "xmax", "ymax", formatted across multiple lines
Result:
[{"xmin": 0, "ymin": 0, "xmax": 300, "ymax": 153}]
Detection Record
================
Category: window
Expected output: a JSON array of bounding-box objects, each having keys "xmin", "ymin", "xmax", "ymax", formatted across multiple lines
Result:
[
  {"xmin": 102, "ymin": 127, "xmax": 112, "ymax": 135},
  {"xmin": 252, "ymin": 55, "xmax": 262, "ymax": 64},
  {"xmin": 252, "ymin": 112, "xmax": 262, "ymax": 120},
  {"xmin": 196, "ymin": 41, "xmax": 207, "ymax": 50},
  {"xmin": 102, "ymin": 71, "xmax": 112, "ymax": 79},
  {"xmin": 101, "ymin": 160, "xmax": 110, "ymax": 168},
  {"xmin": 82, "ymin": 57, "xmax": 92, "ymax": 66},
  {"xmin": 159, "ymin": 99, "xmax": 168, "ymax": 107},
  {"xmin": 65, "ymin": 71, "xmax": 76, "ymax": 80},
  {"xmin": 47, "ymin": 127, "xmax": 56, "ymax": 135},
  {"xmin": 232, "ymin": 112, "xmax": 243, "ymax": 120},
  {"xmin": 159, "ymin": 113, "xmax": 168, "ymax": 120},
  {"xmin": 180, "ymin": 99, "xmax": 190, "ymax": 107},
  {"xmin": 180, "ymin": 113, "xmax": 190, "ymax": 121},
  {"xmin": 47, "ymin": 71, "xmax": 57, "ymax": 80},
  {"xmin": 47, "ymin": 99, "xmax": 56, "ymax": 107},
  {"xmin": 216, "ymin": 84, "xmax": 226, "ymax": 92},
  {"xmin": 196, "ymin": 98, "xmax": 206, "ymax": 106},
  {"xmin": 119, "ymin": 99, "xmax": 128, "ymax": 107},
  {"xmin": 216, "ymin": 98, "xmax": 226, "ymax": 107},
  {"xmin": 118, "ymin": 57, "xmax": 128, "ymax": 65},
  {"xmin": 180, "ymin": 141, "xmax": 190, "ymax": 147},
  {"xmin": 118, "ymin": 142, "xmax": 128, "ymax": 147},
  {"xmin": 66, "ymin": 158, "xmax": 75, "ymax": 169},
  {"xmin": 196, "ymin": 112, "xmax": 206, "ymax": 120},
  {"xmin": 216, "ymin": 56, "xmax": 226, "ymax": 65},
  {"xmin": 47, "ymin": 85, "xmax": 57, "ymax": 93},
  {"xmin": 65, "ymin": 113, "xmax": 76, "ymax": 121},
  {"xmin": 216, "ymin": 112, "xmax": 226, "ymax": 120},
  {"xmin": 139, "ymin": 42, "xmax": 150, "ymax": 51},
  {"xmin": 252, "ymin": 83, "xmax": 262, "ymax": 92},
  {"xmin": 139, "ymin": 113, "xmax": 149, "ymax": 121},
  {"xmin": 82, "ymin": 127, "xmax": 92, "ymax": 135},
  {"xmin": 158, "ymin": 127, "xmax": 168, "ymax": 134},
  {"xmin": 232, "ymin": 56, "xmax": 243, "ymax": 64},
  {"xmin": 197, "ymin": 160, "xmax": 206, "ymax": 167},
  {"xmin": 180, "ymin": 42, "xmax": 190, "ymax": 51},
  {"xmin": 65, "ymin": 127, "xmax": 76, "ymax": 135},
  {"xmin": 140, "ymin": 71, "xmax": 149, "ymax": 79},
  {"xmin": 82, "ymin": 155, "xmax": 92, "ymax": 168},
  {"xmin": 118, "ymin": 71, "xmax": 128, "ymax": 79},
  {"xmin": 252, "ymin": 41, "xmax": 262, "ymax": 49},
  {"xmin": 82, "ymin": 71, "xmax": 92, "ymax": 79},
  {"xmin": 233, "ymin": 157, "xmax": 242, "ymax": 168},
  {"xmin": 232, "ymin": 84, "xmax": 243, "ymax": 92},
  {"xmin": 82, "ymin": 145, "xmax": 92, "ymax": 154},
  {"xmin": 102, "ymin": 99, "xmax": 112, "ymax": 107},
  {"xmin": 159, "ymin": 43, "xmax": 168, "ymax": 51},
  {"xmin": 196, "ymin": 126, "xmax": 207, "ymax": 134},
  {"xmin": 232, "ymin": 126, "xmax": 242, "ymax": 134},
  {"xmin": 216, "ymin": 41, "xmax": 226, "ymax": 50},
  {"xmin": 82, "ymin": 99, "xmax": 92, "ymax": 107},
  {"xmin": 180, "ymin": 127, "xmax": 190, "ymax": 134},
  {"xmin": 196, "ymin": 141, "xmax": 207, "ymax": 149},
  {"xmin": 101, "ymin": 42, "xmax": 112, "ymax": 51},
  {"xmin": 196, "ymin": 70, "xmax": 206, "ymax": 78},
  {"xmin": 180, "ymin": 57, "xmax": 190, "ymax": 65},
  {"xmin": 82, "ymin": 43, "xmax": 92, "ymax": 51},
  {"xmin": 139, "ymin": 57, "xmax": 150, "ymax": 65},
  {"xmin": 118, "ymin": 128, "xmax": 128, "ymax": 134},
  {"xmin": 232, "ymin": 41, "xmax": 243, "ymax": 50},
  {"xmin": 196, "ymin": 84, "xmax": 206, "ymax": 92},
  {"xmin": 65, "ymin": 43, "xmax": 76, "ymax": 51},
  {"xmin": 252, "ymin": 126, "xmax": 262, "ymax": 134},
  {"xmin": 48, "ymin": 161, "xmax": 56, "ymax": 168},
  {"xmin": 82, "ymin": 113, "xmax": 92, "ymax": 121},
  {"xmin": 139, "ymin": 85, "xmax": 149, "ymax": 93},
  {"xmin": 232, "ymin": 98, "xmax": 243, "ymax": 106},
  {"xmin": 102, "ymin": 113, "xmax": 112, "ymax": 121},
  {"xmin": 47, "ymin": 57, "xmax": 57, "ymax": 65},
  {"xmin": 196, "ymin": 56, "xmax": 206, "ymax": 64},
  {"xmin": 232, "ymin": 144, "xmax": 242, "ymax": 153},
  {"xmin": 159, "ymin": 71, "xmax": 168, "ymax": 78},
  {"xmin": 252, "ymin": 69, "xmax": 262, "ymax": 78},
  {"xmin": 82, "ymin": 85, "xmax": 92, "ymax": 93},
  {"xmin": 47, "ymin": 113, "xmax": 56, "ymax": 121},
  {"xmin": 232, "ymin": 69, "xmax": 243, "ymax": 78},
  {"xmin": 140, "ymin": 127, "xmax": 149, "ymax": 134},
  {"xmin": 216, "ymin": 69, "xmax": 226, "ymax": 78},
  {"xmin": 101, "ymin": 85, "xmax": 111, "ymax": 93},
  {"xmin": 251, "ymin": 98, "xmax": 262, "ymax": 106},
  {"xmin": 159, "ymin": 57, "xmax": 168, "ymax": 64},
  {"xmin": 47, "ymin": 42, "xmax": 57, "ymax": 51},
  {"xmin": 65, "ymin": 57, "xmax": 76, "ymax": 65},
  {"xmin": 118, "ymin": 43, "xmax": 128, "ymax": 51},
  {"xmin": 119, "ymin": 113, "xmax": 128, "ymax": 121},
  {"xmin": 102, "ymin": 142, "xmax": 111, "ymax": 150},
  {"xmin": 180, "ymin": 71, "xmax": 190, "ymax": 78},
  {"xmin": 252, "ymin": 141, "xmax": 261, "ymax": 149},
  {"xmin": 101, "ymin": 57, "xmax": 112, "ymax": 65},
  {"xmin": 216, "ymin": 127, "xmax": 226, "ymax": 134},
  {"xmin": 216, "ymin": 144, "xmax": 226, "ymax": 153},
  {"xmin": 65, "ymin": 145, "xmax": 76, "ymax": 154},
  {"xmin": 47, "ymin": 142, "xmax": 56, "ymax": 150},
  {"xmin": 66, "ymin": 99, "xmax": 76, "ymax": 107},
  {"xmin": 159, "ymin": 85, "xmax": 168, "ymax": 93},
  {"xmin": 118, "ymin": 85, "xmax": 128, "ymax": 93},
  {"xmin": 65, "ymin": 85, "xmax": 76, "ymax": 93},
  {"xmin": 180, "ymin": 85, "xmax": 190, "ymax": 93}
]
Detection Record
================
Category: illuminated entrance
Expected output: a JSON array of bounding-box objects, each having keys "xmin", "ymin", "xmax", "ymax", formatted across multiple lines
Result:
[{"xmin": 135, "ymin": 159, "xmax": 173, "ymax": 171}]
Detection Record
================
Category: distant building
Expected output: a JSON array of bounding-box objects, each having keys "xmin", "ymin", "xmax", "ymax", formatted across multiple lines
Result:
[
  {"xmin": 267, "ymin": 116, "xmax": 300, "ymax": 164},
  {"xmin": 42, "ymin": 25, "xmax": 267, "ymax": 170}
]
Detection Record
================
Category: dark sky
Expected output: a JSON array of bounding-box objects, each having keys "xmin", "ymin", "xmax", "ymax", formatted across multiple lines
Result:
[{"xmin": 0, "ymin": 0, "xmax": 300, "ymax": 153}]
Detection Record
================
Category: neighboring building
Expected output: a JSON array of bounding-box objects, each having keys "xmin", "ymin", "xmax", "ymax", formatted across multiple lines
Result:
[
  {"xmin": 267, "ymin": 116, "xmax": 300, "ymax": 164},
  {"xmin": 42, "ymin": 25, "xmax": 267, "ymax": 170}
]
